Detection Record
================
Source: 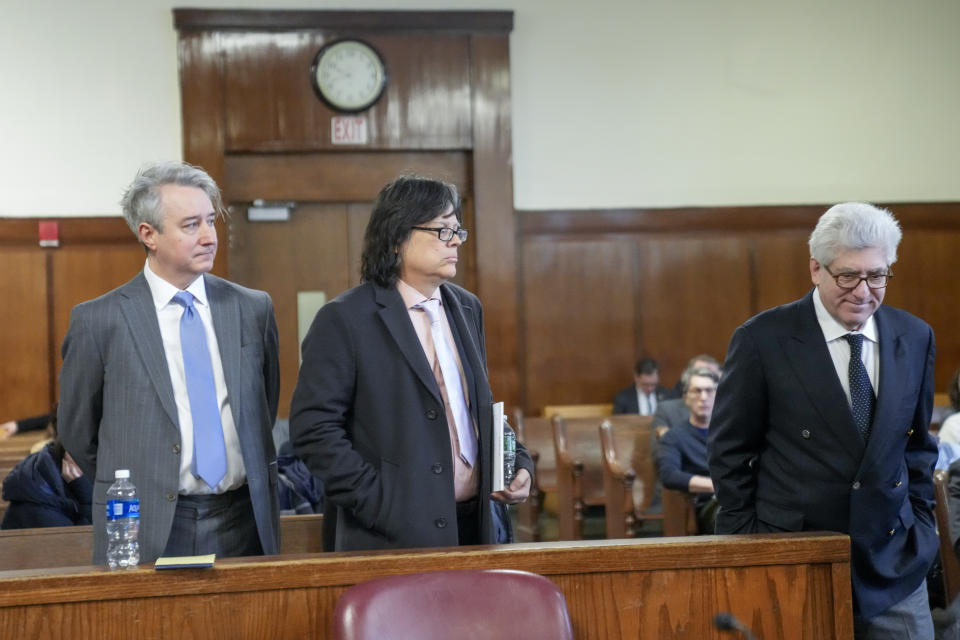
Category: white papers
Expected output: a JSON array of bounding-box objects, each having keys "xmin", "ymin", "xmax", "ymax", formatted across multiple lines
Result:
[{"xmin": 492, "ymin": 401, "xmax": 505, "ymax": 491}]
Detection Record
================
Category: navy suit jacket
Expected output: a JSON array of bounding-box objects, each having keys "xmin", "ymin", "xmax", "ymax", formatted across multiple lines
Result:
[
  {"xmin": 289, "ymin": 281, "xmax": 533, "ymax": 551},
  {"xmin": 708, "ymin": 290, "xmax": 938, "ymax": 618},
  {"xmin": 612, "ymin": 385, "xmax": 668, "ymax": 415}
]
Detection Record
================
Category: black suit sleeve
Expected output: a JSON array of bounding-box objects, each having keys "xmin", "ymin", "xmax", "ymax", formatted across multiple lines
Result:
[
  {"xmin": 707, "ymin": 325, "xmax": 767, "ymax": 534},
  {"xmin": 289, "ymin": 302, "xmax": 386, "ymax": 534}
]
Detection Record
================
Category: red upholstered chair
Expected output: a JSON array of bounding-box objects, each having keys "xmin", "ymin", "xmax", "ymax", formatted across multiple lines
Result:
[{"xmin": 332, "ymin": 569, "xmax": 574, "ymax": 640}]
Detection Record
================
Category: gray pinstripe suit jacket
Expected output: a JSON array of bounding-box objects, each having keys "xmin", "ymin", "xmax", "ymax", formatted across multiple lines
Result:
[{"xmin": 58, "ymin": 272, "xmax": 280, "ymax": 564}]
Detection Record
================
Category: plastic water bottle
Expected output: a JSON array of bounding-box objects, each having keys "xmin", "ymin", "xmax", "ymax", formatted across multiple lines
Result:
[
  {"xmin": 106, "ymin": 469, "xmax": 140, "ymax": 570},
  {"xmin": 503, "ymin": 422, "xmax": 516, "ymax": 486}
]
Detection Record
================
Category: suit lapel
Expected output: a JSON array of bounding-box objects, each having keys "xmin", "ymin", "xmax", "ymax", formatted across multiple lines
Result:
[
  {"xmin": 440, "ymin": 285, "xmax": 482, "ymax": 417},
  {"xmin": 117, "ymin": 274, "xmax": 179, "ymax": 429},
  {"xmin": 206, "ymin": 275, "xmax": 243, "ymax": 429},
  {"xmin": 780, "ymin": 291, "xmax": 866, "ymax": 460},
  {"xmin": 864, "ymin": 307, "xmax": 905, "ymax": 461},
  {"xmin": 375, "ymin": 284, "xmax": 443, "ymax": 405}
]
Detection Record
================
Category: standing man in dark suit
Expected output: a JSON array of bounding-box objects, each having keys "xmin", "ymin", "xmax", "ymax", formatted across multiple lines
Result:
[
  {"xmin": 290, "ymin": 175, "xmax": 533, "ymax": 551},
  {"xmin": 708, "ymin": 202, "xmax": 937, "ymax": 639},
  {"xmin": 59, "ymin": 161, "xmax": 281, "ymax": 564},
  {"xmin": 612, "ymin": 357, "xmax": 668, "ymax": 415}
]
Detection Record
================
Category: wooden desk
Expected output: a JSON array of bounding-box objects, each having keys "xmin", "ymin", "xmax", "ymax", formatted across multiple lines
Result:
[{"xmin": 0, "ymin": 532, "xmax": 853, "ymax": 639}]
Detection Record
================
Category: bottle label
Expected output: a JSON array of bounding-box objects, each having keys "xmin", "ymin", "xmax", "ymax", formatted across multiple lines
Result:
[{"xmin": 106, "ymin": 499, "xmax": 140, "ymax": 521}]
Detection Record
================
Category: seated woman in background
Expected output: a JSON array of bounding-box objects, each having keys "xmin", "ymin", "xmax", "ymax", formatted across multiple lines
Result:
[
  {"xmin": 1, "ymin": 433, "xmax": 92, "ymax": 529},
  {"xmin": 938, "ymin": 368, "xmax": 960, "ymax": 445}
]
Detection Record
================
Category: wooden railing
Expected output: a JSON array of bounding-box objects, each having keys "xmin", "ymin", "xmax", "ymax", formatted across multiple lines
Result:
[{"xmin": 0, "ymin": 532, "xmax": 853, "ymax": 639}]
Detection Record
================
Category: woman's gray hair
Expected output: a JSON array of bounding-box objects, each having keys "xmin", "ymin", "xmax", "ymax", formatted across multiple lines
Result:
[
  {"xmin": 120, "ymin": 161, "xmax": 225, "ymax": 239},
  {"xmin": 808, "ymin": 202, "xmax": 902, "ymax": 267}
]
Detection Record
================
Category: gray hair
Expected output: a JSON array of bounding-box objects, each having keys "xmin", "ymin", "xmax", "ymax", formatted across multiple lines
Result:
[
  {"xmin": 808, "ymin": 202, "xmax": 902, "ymax": 267},
  {"xmin": 120, "ymin": 161, "xmax": 225, "ymax": 241},
  {"xmin": 682, "ymin": 366, "xmax": 720, "ymax": 394}
]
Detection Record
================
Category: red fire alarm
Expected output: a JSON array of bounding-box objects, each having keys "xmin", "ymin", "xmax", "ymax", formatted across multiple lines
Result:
[{"xmin": 38, "ymin": 221, "xmax": 59, "ymax": 248}]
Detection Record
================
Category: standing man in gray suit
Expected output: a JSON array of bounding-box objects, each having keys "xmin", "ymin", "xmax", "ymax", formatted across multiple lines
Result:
[{"xmin": 59, "ymin": 161, "xmax": 280, "ymax": 564}]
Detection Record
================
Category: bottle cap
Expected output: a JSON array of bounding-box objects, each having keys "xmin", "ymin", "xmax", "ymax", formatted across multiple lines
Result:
[{"xmin": 115, "ymin": 469, "xmax": 131, "ymax": 479}]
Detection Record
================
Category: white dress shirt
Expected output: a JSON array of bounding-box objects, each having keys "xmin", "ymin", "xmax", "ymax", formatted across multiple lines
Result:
[
  {"xmin": 143, "ymin": 262, "xmax": 246, "ymax": 494},
  {"xmin": 812, "ymin": 286, "xmax": 879, "ymax": 406},
  {"xmin": 636, "ymin": 389, "xmax": 657, "ymax": 416}
]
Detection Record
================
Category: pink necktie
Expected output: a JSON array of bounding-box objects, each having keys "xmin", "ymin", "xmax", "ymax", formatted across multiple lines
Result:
[{"xmin": 416, "ymin": 299, "xmax": 477, "ymax": 466}]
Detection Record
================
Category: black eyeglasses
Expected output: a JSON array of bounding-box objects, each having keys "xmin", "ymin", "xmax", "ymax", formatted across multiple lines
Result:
[
  {"xmin": 411, "ymin": 226, "xmax": 468, "ymax": 243},
  {"xmin": 823, "ymin": 264, "xmax": 893, "ymax": 290}
]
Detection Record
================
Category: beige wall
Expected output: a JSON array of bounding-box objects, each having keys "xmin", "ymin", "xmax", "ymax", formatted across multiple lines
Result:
[{"xmin": 1, "ymin": 0, "xmax": 957, "ymax": 216}]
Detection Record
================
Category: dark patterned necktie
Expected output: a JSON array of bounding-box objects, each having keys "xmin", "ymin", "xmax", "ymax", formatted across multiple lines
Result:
[{"xmin": 845, "ymin": 333, "xmax": 875, "ymax": 440}]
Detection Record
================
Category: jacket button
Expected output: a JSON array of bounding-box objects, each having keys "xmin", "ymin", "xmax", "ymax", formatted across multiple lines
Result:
[
  {"xmin": 172, "ymin": 444, "xmax": 181, "ymax": 454},
  {"xmin": 435, "ymin": 518, "xmax": 447, "ymax": 529},
  {"xmin": 166, "ymin": 493, "xmax": 176, "ymax": 501},
  {"xmin": 431, "ymin": 463, "xmax": 443, "ymax": 474},
  {"xmin": 894, "ymin": 481, "xmax": 902, "ymax": 487},
  {"xmin": 800, "ymin": 429, "xmax": 811, "ymax": 439},
  {"xmin": 426, "ymin": 409, "xmax": 439, "ymax": 420},
  {"xmin": 852, "ymin": 481, "xmax": 861, "ymax": 490},
  {"xmin": 906, "ymin": 429, "xmax": 914, "ymax": 436},
  {"xmin": 888, "ymin": 529, "xmax": 896, "ymax": 536}
]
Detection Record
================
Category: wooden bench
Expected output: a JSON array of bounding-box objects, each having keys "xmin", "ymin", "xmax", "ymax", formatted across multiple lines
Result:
[
  {"xmin": 513, "ymin": 411, "xmax": 554, "ymax": 541},
  {"xmin": 598, "ymin": 416, "xmax": 660, "ymax": 538},
  {"xmin": 542, "ymin": 403, "xmax": 612, "ymax": 420},
  {"xmin": 553, "ymin": 415, "xmax": 609, "ymax": 540},
  {"xmin": 0, "ymin": 514, "xmax": 325, "ymax": 570},
  {"xmin": 934, "ymin": 468, "xmax": 960, "ymax": 604},
  {"xmin": 0, "ymin": 532, "xmax": 854, "ymax": 639}
]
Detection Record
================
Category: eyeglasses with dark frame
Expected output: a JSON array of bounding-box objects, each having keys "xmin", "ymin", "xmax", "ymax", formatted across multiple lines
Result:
[
  {"xmin": 411, "ymin": 226, "xmax": 469, "ymax": 243},
  {"xmin": 823, "ymin": 264, "xmax": 893, "ymax": 290}
]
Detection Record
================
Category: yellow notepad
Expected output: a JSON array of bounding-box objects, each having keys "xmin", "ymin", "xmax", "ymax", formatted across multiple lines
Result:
[{"xmin": 154, "ymin": 554, "xmax": 216, "ymax": 569}]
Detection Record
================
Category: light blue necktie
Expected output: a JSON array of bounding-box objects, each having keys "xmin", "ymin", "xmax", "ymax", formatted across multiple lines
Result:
[
  {"xmin": 845, "ymin": 333, "xmax": 875, "ymax": 441},
  {"xmin": 416, "ymin": 298, "xmax": 477, "ymax": 466},
  {"xmin": 173, "ymin": 291, "xmax": 227, "ymax": 488}
]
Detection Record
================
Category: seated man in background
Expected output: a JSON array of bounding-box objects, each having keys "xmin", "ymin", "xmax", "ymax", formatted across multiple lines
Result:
[
  {"xmin": 655, "ymin": 367, "xmax": 719, "ymax": 533},
  {"xmin": 612, "ymin": 357, "xmax": 667, "ymax": 415},
  {"xmin": 653, "ymin": 355, "xmax": 723, "ymax": 434}
]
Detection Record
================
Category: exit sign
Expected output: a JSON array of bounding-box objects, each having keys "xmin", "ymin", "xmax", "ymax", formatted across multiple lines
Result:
[{"xmin": 331, "ymin": 116, "xmax": 369, "ymax": 145}]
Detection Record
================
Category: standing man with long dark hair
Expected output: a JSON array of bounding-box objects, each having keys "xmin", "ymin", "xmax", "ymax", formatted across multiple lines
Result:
[{"xmin": 290, "ymin": 175, "xmax": 532, "ymax": 551}]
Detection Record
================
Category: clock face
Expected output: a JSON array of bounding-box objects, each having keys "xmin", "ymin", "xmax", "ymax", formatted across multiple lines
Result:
[{"xmin": 311, "ymin": 39, "xmax": 387, "ymax": 113}]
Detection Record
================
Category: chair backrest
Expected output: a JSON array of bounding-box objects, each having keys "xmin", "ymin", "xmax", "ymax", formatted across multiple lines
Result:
[
  {"xmin": 934, "ymin": 469, "xmax": 960, "ymax": 603},
  {"xmin": 542, "ymin": 403, "xmax": 613, "ymax": 420},
  {"xmin": 552, "ymin": 416, "xmax": 607, "ymax": 539},
  {"xmin": 598, "ymin": 416, "xmax": 656, "ymax": 538},
  {"xmin": 332, "ymin": 569, "xmax": 573, "ymax": 640},
  {"xmin": 512, "ymin": 411, "xmax": 554, "ymax": 541}
]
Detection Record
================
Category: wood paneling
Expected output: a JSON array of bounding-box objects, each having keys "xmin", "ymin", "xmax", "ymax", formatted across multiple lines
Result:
[
  {"xmin": 221, "ymin": 32, "xmax": 472, "ymax": 152},
  {"xmin": 471, "ymin": 33, "xmax": 519, "ymax": 407},
  {"xmin": 174, "ymin": 9, "xmax": 513, "ymax": 33},
  {"xmin": 230, "ymin": 203, "xmax": 351, "ymax": 416},
  {"xmin": 0, "ymin": 533, "xmax": 853, "ymax": 640},
  {"xmin": 0, "ymin": 249, "xmax": 50, "ymax": 417},
  {"xmin": 223, "ymin": 151, "xmax": 469, "ymax": 203},
  {"xmin": 517, "ymin": 203, "xmax": 960, "ymax": 415},
  {"xmin": 637, "ymin": 235, "xmax": 753, "ymax": 381},
  {"xmin": 0, "ymin": 218, "xmax": 142, "ymax": 418},
  {"xmin": 522, "ymin": 238, "xmax": 636, "ymax": 411}
]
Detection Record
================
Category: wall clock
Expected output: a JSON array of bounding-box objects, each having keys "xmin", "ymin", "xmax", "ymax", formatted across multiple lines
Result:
[{"xmin": 311, "ymin": 39, "xmax": 387, "ymax": 113}]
